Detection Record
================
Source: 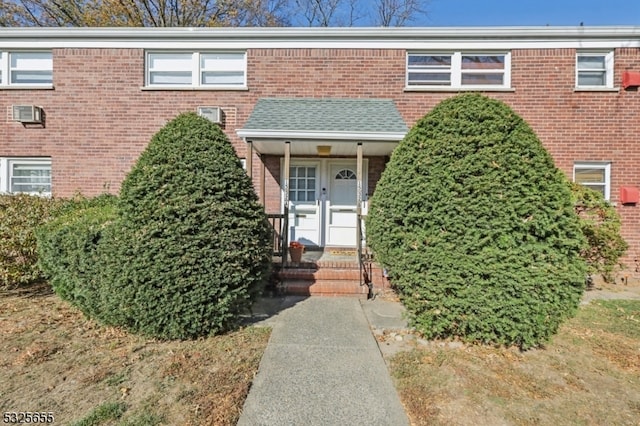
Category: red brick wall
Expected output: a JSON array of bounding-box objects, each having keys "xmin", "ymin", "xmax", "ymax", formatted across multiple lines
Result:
[{"xmin": 1, "ymin": 45, "xmax": 639, "ymax": 269}]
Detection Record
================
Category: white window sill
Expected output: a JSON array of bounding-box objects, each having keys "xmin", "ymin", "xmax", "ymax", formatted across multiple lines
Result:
[
  {"xmin": 404, "ymin": 86, "xmax": 515, "ymax": 93},
  {"xmin": 573, "ymin": 87, "xmax": 619, "ymax": 92},
  {"xmin": 0, "ymin": 85, "xmax": 54, "ymax": 90},
  {"xmin": 141, "ymin": 86, "xmax": 248, "ymax": 91}
]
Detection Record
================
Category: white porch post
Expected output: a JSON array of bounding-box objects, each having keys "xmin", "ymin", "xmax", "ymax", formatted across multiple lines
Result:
[
  {"xmin": 356, "ymin": 142, "xmax": 363, "ymax": 254},
  {"xmin": 283, "ymin": 141, "xmax": 291, "ymax": 261},
  {"xmin": 356, "ymin": 142, "xmax": 363, "ymax": 212},
  {"xmin": 246, "ymin": 140, "xmax": 253, "ymax": 179}
]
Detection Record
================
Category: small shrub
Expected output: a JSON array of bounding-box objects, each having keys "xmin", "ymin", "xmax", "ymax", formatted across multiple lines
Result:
[
  {"xmin": 98, "ymin": 112, "xmax": 272, "ymax": 339},
  {"xmin": 367, "ymin": 94, "xmax": 587, "ymax": 349},
  {"xmin": 36, "ymin": 195, "xmax": 117, "ymax": 317},
  {"xmin": 571, "ymin": 183, "xmax": 627, "ymax": 283},
  {"xmin": 0, "ymin": 194, "xmax": 64, "ymax": 289}
]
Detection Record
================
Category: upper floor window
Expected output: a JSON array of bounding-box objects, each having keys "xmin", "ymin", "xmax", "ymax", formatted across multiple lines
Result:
[
  {"xmin": 407, "ymin": 52, "xmax": 511, "ymax": 90},
  {"xmin": 576, "ymin": 51, "xmax": 614, "ymax": 89},
  {"xmin": 573, "ymin": 162, "xmax": 611, "ymax": 200},
  {"xmin": 0, "ymin": 51, "xmax": 53, "ymax": 87},
  {"xmin": 0, "ymin": 158, "xmax": 51, "ymax": 195},
  {"xmin": 145, "ymin": 51, "xmax": 246, "ymax": 89}
]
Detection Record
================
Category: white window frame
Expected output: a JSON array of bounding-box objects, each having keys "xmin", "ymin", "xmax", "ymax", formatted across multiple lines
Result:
[
  {"xmin": 0, "ymin": 51, "xmax": 53, "ymax": 88},
  {"xmin": 145, "ymin": 51, "xmax": 247, "ymax": 89},
  {"xmin": 0, "ymin": 157, "xmax": 52, "ymax": 196},
  {"xmin": 406, "ymin": 51, "xmax": 511, "ymax": 91},
  {"xmin": 573, "ymin": 162, "xmax": 611, "ymax": 201},
  {"xmin": 575, "ymin": 51, "xmax": 615, "ymax": 90}
]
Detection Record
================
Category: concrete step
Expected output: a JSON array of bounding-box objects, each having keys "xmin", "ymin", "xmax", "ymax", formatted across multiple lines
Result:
[
  {"xmin": 282, "ymin": 279, "xmax": 370, "ymax": 296},
  {"xmin": 276, "ymin": 264, "xmax": 390, "ymax": 296}
]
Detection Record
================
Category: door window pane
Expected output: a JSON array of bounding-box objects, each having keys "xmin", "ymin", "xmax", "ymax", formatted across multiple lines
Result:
[{"xmin": 289, "ymin": 167, "xmax": 317, "ymax": 202}]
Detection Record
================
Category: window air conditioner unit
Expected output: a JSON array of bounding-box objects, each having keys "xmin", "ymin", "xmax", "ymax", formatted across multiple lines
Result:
[
  {"xmin": 12, "ymin": 105, "xmax": 43, "ymax": 123},
  {"xmin": 197, "ymin": 106, "xmax": 222, "ymax": 124}
]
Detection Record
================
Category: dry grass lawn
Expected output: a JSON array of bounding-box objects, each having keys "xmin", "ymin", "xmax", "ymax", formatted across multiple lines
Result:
[
  {"xmin": 389, "ymin": 297, "xmax": 640, "ymax": 426},
  {"xmin": 0, "ymin": 284, "xmax": 270, "ymax": 425}
]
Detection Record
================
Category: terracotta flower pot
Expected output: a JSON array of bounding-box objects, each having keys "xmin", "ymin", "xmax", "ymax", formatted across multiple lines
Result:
[{"xmin": 289, "ymin": 246, "xmax": 304, "ymax": 263}]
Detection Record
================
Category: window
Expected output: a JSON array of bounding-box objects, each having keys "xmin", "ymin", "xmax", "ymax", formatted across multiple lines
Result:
[
  {"xmin": 0, "ymin": 51, "xmax": 53, "ymax": 87},
  {"xmin": 146, "ymin": 51, "xmax": 246, "ymax": 88},
  {"xmin": 576, "ymin": 51, "xmax": 614, "ymax": 89},
  {"xmin": 407, "ymin": 52, "xmax": 510, "ymax": 90},
  {"xmin": 335, "ymin": 169, "xmax": 356, "ymax": 180},
  {"xmin": 289, "ymin": 166, "xmax": 316, "ymax": 203},
  {"xmin": 0, "ymin": 158, "xmax": 51, "ymax": 195},
  {"xmin": 573, "ymin": 162, "xmax": 611, "ymax": 200}
]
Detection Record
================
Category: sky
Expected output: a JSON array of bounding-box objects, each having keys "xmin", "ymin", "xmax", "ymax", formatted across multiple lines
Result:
[{"xmin": 424, "ymin": 0, "xmax": 640, "ymax": 26}]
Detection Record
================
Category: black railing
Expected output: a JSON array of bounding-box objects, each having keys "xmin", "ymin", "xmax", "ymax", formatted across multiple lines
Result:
[
  {"xmin": 357, "ymin": 213, "xmax": 374, "ymax": 299},
  {"xmin": 267, "ymin": 213, "xmax": 287, "ymax": 258}
]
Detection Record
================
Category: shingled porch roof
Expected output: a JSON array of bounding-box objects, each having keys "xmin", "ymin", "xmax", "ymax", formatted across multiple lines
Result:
[{"xmin": 237, "ymin": 98, "xmax": 408, "ymax": 156}]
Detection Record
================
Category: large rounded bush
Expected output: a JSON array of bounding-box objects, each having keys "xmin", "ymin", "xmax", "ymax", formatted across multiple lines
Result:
[
  {"xmin": 98, "ymin": 112, "xmax": 272, "ymax": 339},
  {"xmin": 367, "ymin": 94, "xmax": 587, "ymax": 349}
]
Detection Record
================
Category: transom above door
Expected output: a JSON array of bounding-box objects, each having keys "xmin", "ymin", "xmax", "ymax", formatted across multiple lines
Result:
[{"xmin": 284, "ymin": 159, "xmax": 367, "ymax": 248}]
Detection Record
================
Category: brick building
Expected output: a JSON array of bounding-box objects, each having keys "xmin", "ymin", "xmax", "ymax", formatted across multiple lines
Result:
[{"xmin": 1, "ymin": 27, "xmax": 639, "ymax": 274}]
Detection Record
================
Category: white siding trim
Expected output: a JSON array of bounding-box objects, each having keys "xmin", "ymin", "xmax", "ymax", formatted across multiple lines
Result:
[{"xmin": 0, "ymin": 27, "xmax": 639, "ymax": 50}]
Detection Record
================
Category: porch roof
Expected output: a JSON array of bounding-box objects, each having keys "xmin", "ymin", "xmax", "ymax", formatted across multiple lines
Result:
[{"xmin": 237, "ymin": 98, "xmax": 408, "ymax": 156}]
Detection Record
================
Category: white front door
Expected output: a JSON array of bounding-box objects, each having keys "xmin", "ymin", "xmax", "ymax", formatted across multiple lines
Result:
[
  {"xmin": 287, "ymin": 164, "xmax": 321, "ymax": 247},
  {"xmin": 326, "ymin": 162, "xmax": 359, "ymax": 246},
  {"xmin": 285, "ymin": 159, "xmax": 366, "ymax": 247}
]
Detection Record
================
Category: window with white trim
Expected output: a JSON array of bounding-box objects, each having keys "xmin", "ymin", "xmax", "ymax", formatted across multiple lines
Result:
[
  {"xmin": 0, "ymin": 51, "xmax": 53, "ymax": 87},
  {"xmin": 573, "ymin": 162, "xmax": 611, "ymax": 200},
  {"xmin": 146, "ymin": 51, "xmax": 246, "ymax": 88},
  {"xmin": 576, "ymin": 51, "xmax": 614, "ymax": 89},
  {"xmin": 407, "ymin": 52, "xmax": 511, "ymax": 89},
  {"xmin": 0, "ymin": 158, "xmax": 51, "ymax": 195}
]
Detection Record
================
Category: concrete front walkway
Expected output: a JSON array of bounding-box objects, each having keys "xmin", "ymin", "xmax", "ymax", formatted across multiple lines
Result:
[{"xmin": 238, "ymin": 297, "xmax": 409, "ymax": 426}]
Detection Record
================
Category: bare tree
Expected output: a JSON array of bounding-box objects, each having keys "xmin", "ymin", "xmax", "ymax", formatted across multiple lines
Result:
[
  {"xmin": 374, "ymin": 0, "xmax": 429, "ymax": 27},
  {"xmin": 0, "ymin": 0, "xmax": 428, "ymax": 27},
  {"xmin": 294, "ymin": 0, "xmax": 341, "ymax": 26},
  {"xmin": 290, "ymin": 0, "xmax": 428, "ymax": 27},
  {"xmin": 0, "ymin": 0, "xmax": 288, "ymax": 27}
]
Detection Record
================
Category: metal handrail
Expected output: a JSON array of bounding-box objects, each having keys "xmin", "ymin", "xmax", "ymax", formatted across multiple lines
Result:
[
  {"xmin": 357, "ymin": 213, "xmax": 374, "ymax": 299},
  {"xmin": 282, "ymin": 206, "xmax": 289, "ymax": 263},
  {"xmin": 266, "ymin": 213, "xmax": 287, "ymax": 258}
]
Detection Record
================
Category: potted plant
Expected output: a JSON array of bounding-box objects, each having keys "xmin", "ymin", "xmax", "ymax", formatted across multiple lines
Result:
[{"xmin": 289, "ymin": 241, "xmax": 304, "ymax": 263}]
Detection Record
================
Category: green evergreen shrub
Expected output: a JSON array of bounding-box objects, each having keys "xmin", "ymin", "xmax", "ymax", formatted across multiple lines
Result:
[
  {"xmin": 98, "ymin": 112, "xmax": 272, "ymax": 339},
  {"xmin": 571, "ymin": 183, "xmax": 627, "ymax": 283},
  {"xmin": 36, "ymin": 195, "xmax": 117, "ymax": 316},
  {"xmin": 367, "ymin": 93, "xmax": 587, "ymax": 349},
  {"xmin": 0, "ymin": 194, "xmax": 64, "ymax": 288}
]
